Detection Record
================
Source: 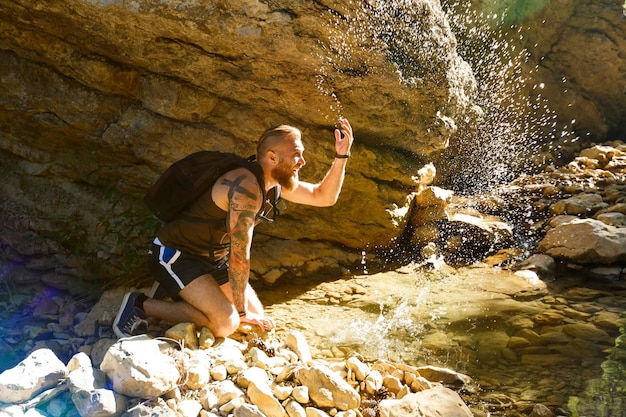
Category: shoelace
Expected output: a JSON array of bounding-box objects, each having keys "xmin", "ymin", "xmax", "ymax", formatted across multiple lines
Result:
[{"xmin": 122, "ymin": 309, "xmax": 149, "ymax": 335}]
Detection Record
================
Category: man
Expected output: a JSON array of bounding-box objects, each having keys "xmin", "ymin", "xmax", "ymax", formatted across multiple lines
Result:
[{"xmin": 113, "ymin": 118, "xmax": 354, "ymax": 338}]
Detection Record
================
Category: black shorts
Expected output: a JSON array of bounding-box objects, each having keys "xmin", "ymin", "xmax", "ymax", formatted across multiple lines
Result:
[{"xmin": 148, "ymin": 238, "xmax": 229, "ymax": 301}]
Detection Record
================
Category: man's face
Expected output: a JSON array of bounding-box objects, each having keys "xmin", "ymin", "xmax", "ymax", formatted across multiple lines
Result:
[{"xmin": 271, "ymin": 137, "xmax": 305, "ymax": 191}]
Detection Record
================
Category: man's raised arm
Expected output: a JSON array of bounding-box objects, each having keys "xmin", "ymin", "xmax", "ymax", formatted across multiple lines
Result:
[{"xmin": 282, "ymin": 118, "xmax": 354, "ymax": 207}]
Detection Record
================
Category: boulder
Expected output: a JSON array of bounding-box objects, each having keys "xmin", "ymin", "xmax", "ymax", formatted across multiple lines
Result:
[
  {"xmin": 0, "ymin": 348, "xmax": 68, "ymax": 404},
  {"xmin": 378, "ymin": 385, "xmax": 473, "ymax": 417},
  {"xmin": 538, "ymin": 218, "xmax": 626, "ymax": 264},
  {"xmin": 100, "ymin": 336, "xmax": 180, "ymax": 398},
  {"xmin": 295, "ymin": 363, "xmax": 360, "ymax": 411}
]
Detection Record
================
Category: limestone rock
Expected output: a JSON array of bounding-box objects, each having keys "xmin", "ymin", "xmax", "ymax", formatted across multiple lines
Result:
[
  {"xmin": 538, "ymin": 218, "xmax": 626, "ymax": 263},
  {"xmin": 0, "ymin": 0, "xmax": 479, "ymax": 282},
  {"xmin": 415, "ymin": 365, "xmax": 472, "ymax": 386},
  {"xmin": 346, "ymin": 356, "xmax": 370, "ymax": 381},
  {"xmin": 165, "ymin": 322, "xmax": 199, "ymax": 350},
  {"xmin": 0, "ymin": 348, "xmax": 68, "ymax": 404},
  {"xmin": 378, "ymin": 385, "xmax": 473, "ymax": 417},
  {"xmin": 100, "ymin": 335, "xmax": 180, "ymax": 398},
  {"xmin": 285, "ymin": 331, "xmax": 313, "ymax": 364},
  {"xmin": 549, "ymin": 193, "xmax": 608, "ymax": 216},
  {"xmin": 516, "ymin": 0, "xmax": 626, "ymax": 140},
  {"xmin": 71, "ymin": 388, "xmax": 128, "ymax": 417},
  {"xmin": 514, "ymin": 254, "xmax": 556, "ymax": 281},
  {"xmin": 295, "ymin": 363, "xmax": 360, "ymax": 411},
  {"xmin": 185, "ymin": 349, "xmax": 212, "ymax": 390},
  {"xmin": 247, "ymin": 379, "xmax": 288, "ymax": 417},
  {"xmin": 284, "ymin": 399, "xmax": 307, "ymax": 417}
]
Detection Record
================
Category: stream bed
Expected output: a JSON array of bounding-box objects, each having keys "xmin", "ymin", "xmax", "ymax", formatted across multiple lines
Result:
[{"xmin": 258, "ymin": 263, "xmax": 626, "ymax": 417}]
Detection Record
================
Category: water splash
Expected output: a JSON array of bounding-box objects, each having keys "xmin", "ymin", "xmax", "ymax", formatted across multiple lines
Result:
[
  {"xmin": 329, "ymin": 287, "xmax": 430, "ymax": 361},
  {"xmin": 438, "ymin": 2, "xmax": 577, "ymax": 193},
  {"xmin": 318, "ymin": 1, "xmax": 578, "ymax": 193}
]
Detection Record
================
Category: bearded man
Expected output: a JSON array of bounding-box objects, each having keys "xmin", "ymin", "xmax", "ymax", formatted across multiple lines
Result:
[{"xmin": 113, "ymin": 118, "xmax": 354, "ymax": 338}]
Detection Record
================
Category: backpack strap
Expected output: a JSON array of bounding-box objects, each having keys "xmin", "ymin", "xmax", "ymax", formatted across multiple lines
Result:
[{"xmin": 175, "ymin": 156, "xmax": 273, "ymax": 259}]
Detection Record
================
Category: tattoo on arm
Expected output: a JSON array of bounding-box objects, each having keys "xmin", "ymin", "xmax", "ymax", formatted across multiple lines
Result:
[{"xmin": 224, "ymin": 174, "xmax": 262, "ymax": 312}]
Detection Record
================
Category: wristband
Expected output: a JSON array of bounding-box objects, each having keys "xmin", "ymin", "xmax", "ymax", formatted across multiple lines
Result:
[
  {"xmin": 238, "ymin": 309, "xmax": 247, "ymax": 317},
  {"xmin": 335, "ymin": 152, "xmax": 350, "ymax": 159}
]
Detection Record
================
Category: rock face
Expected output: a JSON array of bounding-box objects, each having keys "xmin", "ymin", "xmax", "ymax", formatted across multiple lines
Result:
[
  {"xmin": 443, "ymin": 0, "xmax": 626, "ymax": 142},
  {"xmin": 0, "ymin": 0, "xmax": 476, "ymax": 285},
  {"xmin": 518, "ymin": 0, "xmax": 626, "ymax": 140},
  {"xmin": 0, "ymin": 0, "xmax": 625, "ymax": 287}
]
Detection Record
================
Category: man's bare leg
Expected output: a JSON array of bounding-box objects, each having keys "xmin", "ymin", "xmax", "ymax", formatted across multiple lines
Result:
[{"xmin": 144, "ymin": 274, "xmax": 239, "ymax": 337}]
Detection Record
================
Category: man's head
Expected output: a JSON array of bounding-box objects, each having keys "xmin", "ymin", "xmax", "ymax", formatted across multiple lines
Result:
[{"xmin": 257, "ymin": 125, "xmax": 306, "ymax": 191}]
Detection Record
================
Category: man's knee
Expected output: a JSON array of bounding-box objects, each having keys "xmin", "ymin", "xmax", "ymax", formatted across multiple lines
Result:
[{"xmin": 209, "ymin": 309, "xmax": 240, "ymax": 338}]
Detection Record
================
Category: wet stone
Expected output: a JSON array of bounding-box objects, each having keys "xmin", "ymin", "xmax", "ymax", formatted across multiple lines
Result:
[
  {"xmin": 532, "ymin": 311, "xmax": 565, "ymax": 325},
  {"xmin": 562, "ymin": 323, "xmax": 611, "ymax": 342}
]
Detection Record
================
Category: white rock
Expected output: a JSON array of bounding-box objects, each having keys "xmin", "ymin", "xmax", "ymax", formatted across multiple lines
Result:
[
  {"xmin": 71, "ymin": 388, "xmax": 128, "ymax": 417},
  {"xmin": 305, "ymin": 407, "xmax": 331, "ymax": 417},
  {"xmin": 177, "ymin": 399, "xmax": 203, "ymax": 417},
  {"xmin": 0, "ymin": 404, "xmax": 26, "ymax": 417},
  {"xmin": 284, "ymin": 398, "xmax": 307, "ymax": 417},
  {"xmin": 272, "ymin": 384, "xmax": 293, "ymax": 401},
  {"xmin": 247, "ymin": 379, "xmax": 288, "ymax": 417},
  {"xmin": 210, "ymin": 341, "xmax": 248, "ymax": 374},
  {"xmin": 233, "ymin": 403, "xmax": 266, "ymax": 417},
  {"xmin": 185, "ymin": 350, "xmax": 212, "ymax": 390},
  {"xmin": 382, "ymin": 374, "xmax": 404, "ymax": 395},
  {"xmin": 285, "ymin": 331, "xmax": 313, "ymax": 364},
  {"xmin": 100, "ymin": 336, "xmax": 180, "ymax": 398},
  {"xmin": 67, "ymin": 352, "xmax": 93, "ymax": 372},
  {"xmin": 206, "ymin": 379, "xmax": 245, "ymax": 409},
  {"xmin": 295, "ymin": 363, "xmax": 360, "ymax": 411},
  {"xmin": 220, "ymin": 397, "xmax": 246, "ymax": 414},
  {"xmin": 209, "ymin": 364, "xmax": 228, "ymax": 381},
  {"xmin": 0, "ymin": 348, "xmax": 68, "ymax": 403},
  {"xmin": 346, "ymin": 357, "xmax": 369, "ymax": 381},
  {"xmin": 237, "ymin": 366, "xmax": 271, "ymax": 389},
  {"xmin": 292, "ymin": 385, "xmax": 310, "ymax": 404},
  {"xmin": 67, "ymin": 366, "xmax": 107, "ymax": 394},
  {"xmin": 247, "ymin": 347, "xmax": 271, "ymax": 369},
  {"xmin": 364, "ymin": 370, "xmax": 383, "ymax": 395},
  {"xmin": 379, "ymin": 385, "xmax": 473, "ymax": 417}
]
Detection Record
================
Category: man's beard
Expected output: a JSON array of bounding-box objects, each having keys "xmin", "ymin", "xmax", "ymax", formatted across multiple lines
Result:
[{"xmin": 272, "ymin": 159, "xmax": 297, "ymax": 191}]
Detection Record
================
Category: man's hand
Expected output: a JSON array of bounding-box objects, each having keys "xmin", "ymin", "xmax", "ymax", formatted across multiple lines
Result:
[
  {"xmin": 334, "ymin": 117, "xmax": 354, "ymax": 157},
  {"xmin": 240, "ymin": 312, "xmax": 276, "ymax": 332}
]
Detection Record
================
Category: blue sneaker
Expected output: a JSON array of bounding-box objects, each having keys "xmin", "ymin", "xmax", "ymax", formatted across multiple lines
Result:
[{"xmin": 113, "ymin": 292, "xmax": 149, "ymax": 338}]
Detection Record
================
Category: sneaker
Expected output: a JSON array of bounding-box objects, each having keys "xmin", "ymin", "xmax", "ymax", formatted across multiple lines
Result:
[{"xmin": 113, "ymin": 292, "xmax": 149, "ymax": 338}]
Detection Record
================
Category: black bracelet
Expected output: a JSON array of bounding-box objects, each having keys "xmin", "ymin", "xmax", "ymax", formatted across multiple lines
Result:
[
  {"xmin": 335, "ymin": 152, "xmax": 350, "ymax": 159},
  {"xmin": 238, "ymin": 310, "xmax": 247, "ymax": 317}
]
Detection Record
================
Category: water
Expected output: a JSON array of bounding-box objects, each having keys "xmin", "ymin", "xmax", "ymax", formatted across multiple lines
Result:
[
  {"xmin": 261, "ymin": 265, "xmax": 625, "ymax": 416},
  {"xmin": 299, "ymin": 1, "xmax": 624, "ymax": 415}
]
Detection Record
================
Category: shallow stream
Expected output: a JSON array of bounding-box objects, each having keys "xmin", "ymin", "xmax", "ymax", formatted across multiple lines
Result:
[{"xmin": 258, "ymin": 263, "xmax": 626, "ymax": 417}]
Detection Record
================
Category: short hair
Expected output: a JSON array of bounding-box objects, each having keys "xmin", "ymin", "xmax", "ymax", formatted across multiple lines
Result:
[{"xmin": 257, "ymin": 125, "xmax": 301, "ymax": 157}]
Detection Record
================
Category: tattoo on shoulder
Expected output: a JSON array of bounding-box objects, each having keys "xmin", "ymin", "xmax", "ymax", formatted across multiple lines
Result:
[{"xmin": 223, "ymin": 174, "xmax": 259, "ymax": 201}]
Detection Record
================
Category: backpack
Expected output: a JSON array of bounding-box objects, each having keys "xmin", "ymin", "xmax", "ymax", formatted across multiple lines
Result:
[{"xmin": 144, "ymin": 151, "xmax": 276, "ymax": 222}]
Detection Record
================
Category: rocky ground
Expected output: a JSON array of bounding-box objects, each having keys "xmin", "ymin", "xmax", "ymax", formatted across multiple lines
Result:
[{"xmin": 0, "ymin": 142, "xmax": 625, "ymax": 417}]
